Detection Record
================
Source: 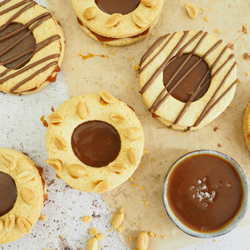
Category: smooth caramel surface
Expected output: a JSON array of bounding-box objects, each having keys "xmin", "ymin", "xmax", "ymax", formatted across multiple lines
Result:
[
  {"xmin": 71, "ymin": 121, "xmax": 121, "ymax": 168},
  {"xmin": 167, "ymin": 154, "xmax": 244, "ymax": 232}
]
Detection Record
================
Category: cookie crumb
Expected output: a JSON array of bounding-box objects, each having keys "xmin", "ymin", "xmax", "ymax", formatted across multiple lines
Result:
[
  {"xmin": 118, "ymin": 225, "xmax": 124, "ymax": 233},
  {"xmin": 218, "ymin": 143, "xmax": 221, "ymax": 147},
  {"xmin": 129, "ymin": 236, "xmax": 136, "ymax": 241},
  {"xmin": 39, "ymin": 215, "xmax": 47, "ymax": 221},
  {"xmin": 109, "ymin": 229, "xmax": 113, "ymax": 233},
  {"xmin": 141, "ymin": 165, "xmax": 145, "ymax": 169},
  {"xmin": 90, "ymin": 227, "xmax": 98, "ymax": 236},
  {"xmin": 143, "ymin": 149, "xmax": 149, "ymax": 156},
  {"xmin": 242, "ymin": 25, "xmax": 248, "ymax": 34},
  {"xmin": 151, "ymin": 33, "xmax": 155, "ymax": 37},
  {"xmin": 134, "ymin": 63, "xmax": 140, "ymax": 71},
  {"xmin": 215, "ymin": 29, "xmax": 221, "ymax": 34},
  {"xmin": 103, "ymin": 43, "xmax": 109, "ymax": 48},
  {"xmin": 148, "ymin": 231, "xmax": 154, "ymax": 237},
  {"xmin": 128, "ymin": 57, "xmax": 134, "ymax": 61},
  {"xmin": 95, "ymin": 233, "xmax": 104, "ymax": 241},
  {"xmin": 132, "ymin": 183, "xmax": 137, "ymax": 187},
  {"xmin": 204, "ymin": 16, "xmax": 209, "ymax": 22},
  {"xmin": 82, "ymin": 216, "xmax": 92, "ymax": 223},
  {"xmin": 161, "ymin": 235, "xmax": 166, "ymax": 239},
  {"xmin": 201, "ymin": 7, "xmax": 205, "ymax": 11}
]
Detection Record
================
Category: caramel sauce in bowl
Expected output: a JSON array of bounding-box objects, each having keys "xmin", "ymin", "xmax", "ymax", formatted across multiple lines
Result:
[{"xmin": 162, "ymin": 150, "xmax": 249, "ymax": 238}]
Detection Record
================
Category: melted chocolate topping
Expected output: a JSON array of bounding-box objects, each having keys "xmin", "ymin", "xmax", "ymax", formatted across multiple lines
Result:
[
  {"xmin": 71, "ymin": 121, "xmax": 121, "ymax": 168},
  {"xmin": 0, "ymin": 0, "xmax": 61, "ymax": 93},
  {"xmin": 0, "ymin": 22, "xmax": 36, "ymax": 69},
  {"xmin": 139, "ymin": 31, "xmax": 237, "ymax": 129},
  {"xmin": 0, "ymin": 172, "xmax": 17, "ymax": 217},
  {"xmin": 164, "ymin": 54, "xmax": 211, "ymax": 103},
  {"xmin": 95, "ymin": 0, "xmax": 140, "ymax": 15}
]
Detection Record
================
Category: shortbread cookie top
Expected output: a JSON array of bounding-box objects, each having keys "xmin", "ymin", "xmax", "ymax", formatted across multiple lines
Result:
[
  {"xmin": 244, "ymin": 103, "xmax": 250, "ymax": 152},
  {"xmin": 139, "ymin": 30, "xmax": 238, "ymax": 131},
  {"xmin": 0, "ymin": 0, "xmax": 65, "ymax": 95},
  {"xmin": 0, "ymin": 148, "xmax": 45, "ymax": 244},
  {"xmin": 46, "ymin": 91, "xmax": 144, "ymax": 193},
  {"xmin": 71, "ymin": 0, "xmax": 164, "ymax": 39}
]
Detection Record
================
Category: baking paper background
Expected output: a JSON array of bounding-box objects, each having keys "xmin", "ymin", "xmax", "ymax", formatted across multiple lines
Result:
[{"xmin": 44, "ymin": 0, "xmax": 250, "ymax": 249}]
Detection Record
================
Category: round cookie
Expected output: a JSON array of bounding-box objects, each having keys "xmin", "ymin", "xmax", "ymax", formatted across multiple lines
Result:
[
  {"xmin": 243, "ymin": 102, "xmax": 250, "ymax": 152},
  {"xmin": 46, "ymin": 91, "xmax": 145, "ymax": 193},
  {"xmin": 0, "ymin": 148, "xmax": 45, "ymax": 244},
  {"xmin": 139, "ymin": 30, "xmax": 238, "ymax": 131},
  {"xmin": 71, "ymin": 0, "xmax": 164, "ymax": 46},
  {"xmin": 0, "ymin": 0, "xmax": 65, "ymax": 95}
]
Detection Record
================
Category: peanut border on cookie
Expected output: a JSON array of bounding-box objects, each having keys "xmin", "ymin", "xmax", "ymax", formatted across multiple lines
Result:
[
  {"xmin": 71, "ymin": 0, "xmax": 164, "ymax": 45},
  {"xmin": 0, "ymin": 148, "xmax": 44, "ymax": 244},
  {"xmin": 46, "ymin": 91, "xmax": 145, "ymax": 193}
]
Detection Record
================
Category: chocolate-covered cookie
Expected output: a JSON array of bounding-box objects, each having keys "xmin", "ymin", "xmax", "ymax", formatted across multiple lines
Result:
[
  {"xmin": 71, "ymin": 0, "xmax": 164, "ymax": 46},
  {"xmin": 46, "ymin": 91, "xmax": 145, "ymax": 193},
  {"xmin": 139, "ymin": 30, "xmax": 238, "ymax": 131},
  {"xmin": 0, "ymin": 0, "xmax": 65, "ymax": 95}
]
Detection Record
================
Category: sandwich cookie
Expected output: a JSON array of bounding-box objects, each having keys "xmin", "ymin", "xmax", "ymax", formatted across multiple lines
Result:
[
  {"xmin": 0, "ymin": 0, "xmax": 65, "ymax": 95},
  {"xmin": 0, "ymin": 148, "xmax": 46, "ymax": 244},
  {"xmin": 71, "ymin": 0, "xmax": 164, "ymax": 46},
  {"xmin": 46, "ymin": 91, "xmax": 145, "ymax": 193},
  {"xmin": 139, "ymin": 30, "xmax": 238, "ymax": 131}
]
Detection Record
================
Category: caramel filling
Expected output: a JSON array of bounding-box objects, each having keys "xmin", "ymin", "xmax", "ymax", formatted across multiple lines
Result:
[
  {"xmin": 0, "ymin": 22, "xmax": 36, "ymax": 69},
  {"xmin": 0, "ymin": 172, "xmax": 17, "ymax": 216},
  {"xmin": 36, "ymin": 166, "xmax": 47, "ymax": 203},
  {"xmin": 94, "ymin": 0, "xmax": 140, "ymax": 15},
  {"xmin": 71, "ymin": 121, "xmax": 121, "ymax": 168},
  {"xmin": 164, "ymin": 54, "xmax": 211, "ymax": 103}
]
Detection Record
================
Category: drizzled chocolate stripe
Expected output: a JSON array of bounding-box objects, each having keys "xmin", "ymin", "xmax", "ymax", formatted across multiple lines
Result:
[
  {"xmin": 140, "ymin": 31, "xmax": 188, "ymax": 94},
  {"xmin": 0, "ymin": 0, "xmax": 61, "ymax": 93},
  {"xmin": 149, "ymin": 31, "xmax": 207, "ymax": 112},
  {"xmin": 140, "ymin": 33, "xmax": 170, "ymax": 71},
  {"xmin": 152, "ymin": 38, "xmax": 223, "ymax": 113},
  {"xmin": 11, "ymin": 60, "xmax": 58, "ymax": 93},
  {"xmin": 0, "ymin": 35, "xmax": 60, "ymax": 78},
  {"xmin": 0, "ymin": 12, "xmax": 51, "ymax": 42},
  {"xmin": 0, "ymin": 0, "xmax": 12, "ymax": 7},
  {"xmin": 139, "ymin": 31, "xmax": 236, "ymax": 129}
]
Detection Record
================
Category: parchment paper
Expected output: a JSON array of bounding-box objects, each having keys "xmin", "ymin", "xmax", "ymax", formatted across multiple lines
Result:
[{"xmin": 46, "ymin": 0, "xmax": 250, "ymax": 249}]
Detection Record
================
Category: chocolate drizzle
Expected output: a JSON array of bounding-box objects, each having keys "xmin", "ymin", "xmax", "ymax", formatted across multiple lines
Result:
[
  {"xmin": 139, "ymin": 31, "xmax": 237, "ymax": 129},
  {"xmin": 0, "ymin": 0, "xmax": 61, "ymax": 93}
]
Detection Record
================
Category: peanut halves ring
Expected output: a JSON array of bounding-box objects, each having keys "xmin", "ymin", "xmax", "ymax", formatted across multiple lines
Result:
[
  {"xmin": 0, "ymin": 148, "xmax": 45, "ymax": 244},
  {"xmin": 71, "ymin": 0, "xmax": 164, "ymax": 46},
  {"xmin": 46, "ymin": 92, "xmax": 145, "ymax": 193}
]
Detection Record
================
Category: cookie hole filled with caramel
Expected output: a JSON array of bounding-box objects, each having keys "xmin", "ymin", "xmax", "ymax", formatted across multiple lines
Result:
[
  {"xmin": 94, "ymin": 0, "xmax": 140, "ymax": 15},
  {"xmin": 166, "ymin": 153, "xmax": 244, "ymax": 233},
  {"xmin": 0, "ymin": 172, "xmax": 17, "ymax": 217},
  {"xmin": 163, "ymin": 54, "xmax": 211, "ymax": 103},
  {"xmin": 0, "ymin": 22, "xmax": 36, "ymax": 69},
  {"xmin": 71, "ymin": 121, "xmax": 121, "ymax": 168}
]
